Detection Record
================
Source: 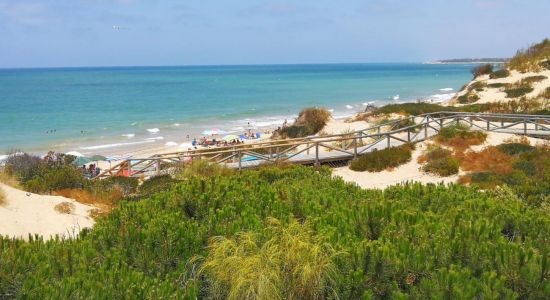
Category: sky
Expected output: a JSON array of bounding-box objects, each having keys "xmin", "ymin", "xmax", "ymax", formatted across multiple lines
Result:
[{"xmin": 0, "ymin": 0, "xmax": 549, "ymax": 68}]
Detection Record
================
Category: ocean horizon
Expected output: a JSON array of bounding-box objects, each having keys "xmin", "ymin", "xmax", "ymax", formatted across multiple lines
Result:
[{"xmin": 0, "ymin": 63, "xmax": 474, "ymax": 156}]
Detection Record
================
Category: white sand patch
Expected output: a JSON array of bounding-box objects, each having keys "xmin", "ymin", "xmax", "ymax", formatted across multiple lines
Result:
[{"xmin": 0, "ymin": 183, "xmax": 95, "ymax": 240}]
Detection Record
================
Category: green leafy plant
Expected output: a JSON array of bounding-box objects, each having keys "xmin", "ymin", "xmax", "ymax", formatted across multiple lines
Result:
[
  {"xmin": 489, "ymin": 69, "xmax": 510, "ymax": 79},
  {"xmin": 278, "ymin": 107, "xmax": 331, "ymax": 138},
  {"xmin": 349, "ymin": 144, "xmax": 414, "ymax": 172},
  {"xmin": 471, "ymin": 64, "xmax": 493, "ymax": 78}
]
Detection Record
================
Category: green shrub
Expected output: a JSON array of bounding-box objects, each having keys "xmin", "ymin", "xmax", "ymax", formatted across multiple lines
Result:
[
  {"xmin": 24, "ymin": 165, "xmax": 86, "ymax": 193},
  {"xmin": 138, "ymin": 175, "xmax": 181, "ymax": 197},
  {"xmin": 489, "ymin": 69, "xmax": 510, "ymax": 79},
  {"xmin": 178, "ymin": 159, "xmax": 234, "ymax": 179},
  {"xmin": 487, "ymin": 83, "xmax": 505, "ymax": 88},
  {"xmin": 470, "ymin": 81, "xmax": 486, "ymax": 91},
  {"xmin": 522, "ymin": 75, "xmax": 547, "ymax": 83},
  {"xmin": 471, "ymin": 64, "xmax": 493, "ymax": 77},
  {"xmin": 3, "ymin": 153, "xmax": 47, "ymax": 183},
  {"xmin": 95, "ymin": 176, "xmax": 139, "ymax": 197},
  {"xmin": 504, "ymin": 86, "xmax": 534, "ymax": 98},
  {"xmin": 541, "ymin": 60, "xmax": 550, "ymax": 70},
  {"xmin": 372, "ymin": 103, "xmax": 448, "ymax": 116},
  {"xmin": 279, "ymin": 107, "xmax": 331, "ymax": 138},
  {"xmin": 497, "ymin": 143, "xmax": 535, "ymax": 155},
  {"xmin": 2, "ymin": 167, "xmax": 550, "ymax": 298},
  {"xmin": 349, "ymin": 144, "xmax": 413, "ymax": 172},
  {"xmin": 422, "ymin": 156, "xmax": 460, "ymax": 176},
  {"xmin": 457, "ymin": 93, "xmax": 480, "ymax": 104}
]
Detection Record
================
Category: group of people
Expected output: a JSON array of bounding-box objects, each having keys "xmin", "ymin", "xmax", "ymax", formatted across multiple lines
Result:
[
  {"xmin": 81, "ymin": 164, "xmax": 100, "ymax": 179},
  {"xmin": 190, "ymin": 130, "xmax": 271, "ymax": 149}
]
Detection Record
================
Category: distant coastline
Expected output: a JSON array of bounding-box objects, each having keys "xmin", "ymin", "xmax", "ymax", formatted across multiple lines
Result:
[{"xmin": 425, "ymin": 58, "xmax": 508, "ymax": 65}]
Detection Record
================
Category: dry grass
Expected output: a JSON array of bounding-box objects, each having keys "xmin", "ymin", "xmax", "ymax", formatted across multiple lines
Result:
[
  {"xmin": 457, "ymin": 146, "xmax": 514, "ymax": 175},
  {"xmin": 0, "ymin": 171, "xmax": 21, "ymax": 189},
  {"xmin": 53, "ymin": 188, "xmax": 122, "ymax": 217},
  {"xmin": 54, "ymin": 202, "xmax": 75, "ymax": 214},
  {"xmin": 0, "ymin": 188, "xmax": 5, "ymax": 207},
  {"xmin": 199, "ymin": 218, "xmax": 339, "ymax": 300}
]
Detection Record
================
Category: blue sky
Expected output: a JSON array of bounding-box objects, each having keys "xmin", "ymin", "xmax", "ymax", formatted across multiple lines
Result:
[{"xmin": 0, "ymin": 0, "xmax": 548, "ymax": 68}]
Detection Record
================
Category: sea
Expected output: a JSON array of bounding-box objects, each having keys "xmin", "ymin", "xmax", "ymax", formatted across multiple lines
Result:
[{"xmin": 0, "ymin": 63, "xmax": 474, "ymax": 156}]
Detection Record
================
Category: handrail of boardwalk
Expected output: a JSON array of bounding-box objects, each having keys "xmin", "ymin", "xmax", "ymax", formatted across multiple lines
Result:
[{"xmin": 95, "ymin": 112, "xmax": 550, "ymax": 179}]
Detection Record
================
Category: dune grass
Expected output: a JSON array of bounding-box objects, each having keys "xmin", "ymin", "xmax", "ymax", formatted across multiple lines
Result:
[
  {"xmin": 278, "ymin": 107, "xmax": 331, "ymax": 138},
  {"xmin": 349, "ymin": 144, "xmax": 414, "ymax": 172},
  {"xmin": 435, "ymin": 124, "xmax": 487, "ymax": 150},
  {"xmin": 508, "ymin": 38, "xmax": 550, "ymax": 72},
  {"xmin": 418, "ymin": 146, "xmax": 459, "ymax": 176},
  {"xmin": 0, "ymin": 188, "xmax": 5, "ymax": 207}
]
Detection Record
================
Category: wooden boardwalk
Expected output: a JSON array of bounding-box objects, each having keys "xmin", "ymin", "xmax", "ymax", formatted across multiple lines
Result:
[{"xmin": 96, "ymin": 112, "xmax": 550, "ymax": 179}]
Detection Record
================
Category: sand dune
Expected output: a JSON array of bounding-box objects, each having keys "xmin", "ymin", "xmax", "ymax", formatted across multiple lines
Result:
[{"xmin": 0, "ymin": 183, "xmax": 95, "ymax": 240}]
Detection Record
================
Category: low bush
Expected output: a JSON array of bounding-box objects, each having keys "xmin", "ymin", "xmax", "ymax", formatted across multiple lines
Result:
[
  {"xmin": 522, "ymin": 75, "xmax": 547, "ymax": 83},
  {"xmin": 541, "ymin": 60, "xmax": 550, "ymax": 70},
  {"xmin": 470, "ymin": 81, "xmax": 486, "ymax": 91},
  {"xmin": 372, "ymin": 103, "xmax": 448, "ymax": 116},
  {"xmin": 54, "ymin": 202, "xmax": 75, "ymax": 214},
  {"xmin": 278, "ymin": 107, "xmax": 331, "ymax": 138},
  {"xmin": 541, "ymin": 86, "xmax": 550, "ymax": 99},
  {"xmin": 422, "ymin": 156, "xmax": 460, "ymax": 176},
  {"xmin": 3, "ymin": 153, "xmax": 47, "ymax": 183},
  {"xmin": 138, "ymin": 175, "xmax": 181, "ymax": 197},
  {"xmin": 0, "ymin": 188, "xmax": 5, "ymax": 206},
  {"xmin": 471, "ymin": 64, "xmax": 493, "ymax": 77},
  {"xmin": 458, "ymin": 146, "xmax": 514, "ymax": 175},
  {"xmin": 504, "ymin": 86, "xmax": 534, "ymax": 98},
  {"xmin": 436, "ymin": 124, "xmax": 487, "ymax": 149},
  {"xmin": 497, "ymin": 143, "xmax": 535, "ymax": 155},
  {"xmin": 457, "ymin": 92, "xmax": 479, "ymax": 104},
  {"xmin": 489, "ymin": 69, "xmax": 510, "ymax": 79},
  {"xmin": 24, "ymin": 165, "xmax": 87, "ymax": 193},
  {"xmin": 95, "ymin": 176, "xmax": 139, "ymax": 197},
  {"xmin": 350, "ymin": 144, "xmax": 414, "ymax": 172},
  {"xmin": 178, "ymin": 159, "xmax": 234, "ymax": 179},
  {"xmin": 487, "ymin": 83, "xmax": 505, "ymax": 88}
]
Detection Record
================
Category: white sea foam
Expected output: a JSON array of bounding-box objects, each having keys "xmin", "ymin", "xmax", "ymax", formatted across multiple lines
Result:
[
  {"xmin": 425, "ymin": 93, "xmax": 456, "ymax": 103},
  {"xmin": 345, "ymin": 105, "xmax": 353, "ymax": 109},
  {"xmin": 165, "ymin": 141, "xmax": 178, "ymax": 146},
  {"xmin": 439, "ymin": 87, "xmax": 454, "ymax": 92},
  {"xmin": 147, "ymin": 128, "xmax": 160, "ymax": 134},
  {"xmin": 130, "ymin": 122, "xmax": 138, "ymax": 126},
  {"xmin": 146, "ymin": 136, "xmax": 164, "ymax": 141},
  {"xmin": 121, "ymin": 133, "xmax": 135, "ymax": 138},
  {"xmin": 173, "ymin": 123, "xmax": 181, "ymax": 127},
  {"xmin": 392, "ymin": 94, "xmax": 400, "ymax": 100},
  {"xmin": 80, "ymin": 140, "xmax": 155, "ymax": 150}
]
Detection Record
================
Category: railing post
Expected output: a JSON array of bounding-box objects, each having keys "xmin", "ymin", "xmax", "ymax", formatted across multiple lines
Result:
[
  {"xmin": 377, "ymin": 127, "xmax": 381, "ymax": 134},
  {"xmin": 353, "ymin": 138, "xmax": 358, "ymax": 159},
  {"xmin": 238, "ymin": 151, "xmax": 242, "ymax": 170},
  {"xmin": 407, "ymin": 129, "xmax": 411, "ymax": 142},
  {"xmin": 306, "ymin": 143, "xmax": 310, "ymax": 155},
  {"xmin": 424, "ymin": 123, "xmax": 428, "ymax": 139},
  {"xmin": 155, "ymin": 160, "xmax": 160, "ymax": 176},
  {"xmin": 486, "ymin": 120, "xmax": 490, "ymax": 131},
  {"xmin": 127, "ymin": 160, "xmax": 132, "ymax": 177},
  {"xmin": 315, "ymin": 143, "xmax": 320, "ymax": 166},
  {"xmin": 455, "ymin": 117, "xmax": 459, "ymax": 126},
  {"xmin": 387, "ymin": 134, "xmax": 390, "ymax": 148},
  {"xmin": 524, "ymin": 119, "xmax": 527, "ymax": 134}
]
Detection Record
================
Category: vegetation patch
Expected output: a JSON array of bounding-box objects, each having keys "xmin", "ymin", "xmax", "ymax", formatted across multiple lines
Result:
[
  {"xmin": 471, "ymin": 63, "xmax": 493, "ymax": 78},
  {"xmin": 435, "ymin": 124, "xmax": 487, "ymax": 149},
  {"xmin": 349, "ymin": 144, "xmax": 414, "ymax": 172},
  {"xmin": 508, "ymin": 38, "xmax": 550, "ymax": 72},
  {"xmin": 504, "ymin": 86, "xmax": 534, "ymax": 98},
  {"xmin": 2, "ymin": 167, "xmax": 550, "ymax": 298},
  {"xmin": 199, "ymin": 219, "xmax": 338, "ymax": 299},
  {"xmin": 418, "ymin": 146, "xmax": 459, "ymax": 176},
  {"xmin": 489, "ymin": 69, "xmax": 510, "ymax": 79},
  {"xmin": 457, "ymin": 92, "xmax": 480, "ymax": 104},
  {"xmin": 541, "ymin": 60, "xmax": 550, "ymax": 70},
  {"xmin": 487, "ymin": 82, "xmax": 506, "ymax": 88},
  {"xmin": 458, "ymin": 146, "xmax": 514, "ymax": 175},
  {"xmin": 470, "ymin": 81, "xmax": 487, "ymax": 91},
  {"xmin": 541, "ymin": 86, "xmax": 550, "ymax": 99},
  {"xmin": 277, "ymin": 107, "xmax": 331, "ymax": 138},
  {"xmin": 0, "ymin": 188, "xmax": 5, "ymax": 206},
  {"xmin": 497, "ymin": 142, "xmax": 535, "ymax": 156},
  {"xmin": 54, "ymin": 202, "xmax": 75, "ymax": 214},
  {"xmin": 522, "ymin": 75, "xmax": 548, "ymax": 83}
]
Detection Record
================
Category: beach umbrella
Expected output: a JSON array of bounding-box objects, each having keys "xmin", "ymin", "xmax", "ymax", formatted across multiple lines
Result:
[
  {"xmin": 221, "ymin": 134, "xmax": 240, "ymax": 141},
  {"xmin": 201, "ymin": 128, "xmax": 225, "ymax": 136},
  {"xmin": 89, "ymin": 155, "xmax": 106, "ymax": 161},
  {"xmin": 73, "ymin": 156, "xmax": 92, "ymax": 166}
]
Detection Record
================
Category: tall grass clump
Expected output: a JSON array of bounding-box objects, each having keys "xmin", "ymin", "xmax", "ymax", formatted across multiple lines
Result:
[
  {"xmin": 471, "ymin": 64, "xmax": 493, "ymax": 78},
  {"xmin": 504, "ymin": 81, "xmax": 534, "ymax": 98},
  {"xmin": 508, "ymin": 38, "xmax": 550, "ymax": 72},
  {"xmin": 0, "ymin": 188, "xmax": 5, "ymax": 206},
  {"xmin": 278, "ymin": 107, "xmax": 331, "ymax": 138},
  {"xmin": 350, "ymin": 144, "xmax": 414, "ymax": 172},
  {"xmin": 200, "ymin": 218, "xmax": 338, "ymax": 300}
]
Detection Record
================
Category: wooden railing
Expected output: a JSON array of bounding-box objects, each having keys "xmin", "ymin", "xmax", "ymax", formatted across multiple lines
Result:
[{"xmin": 95, "ymin": 112, "xmax": 550, "ymax": 179}]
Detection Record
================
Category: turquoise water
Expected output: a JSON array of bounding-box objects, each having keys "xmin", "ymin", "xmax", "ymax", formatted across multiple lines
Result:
[{"xmin": 0, "ymin": 63, "xmax": 473, "ymax": 155}]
